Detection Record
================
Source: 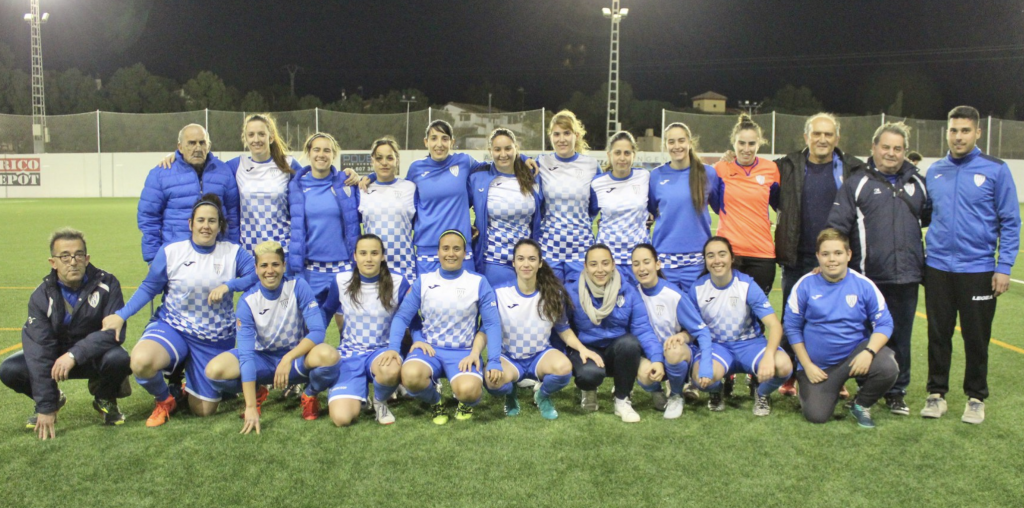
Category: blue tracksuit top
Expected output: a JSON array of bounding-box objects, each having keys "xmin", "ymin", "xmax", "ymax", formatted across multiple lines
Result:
[
  {"xmin": 137, "ymin": 151, "xmax": 241, "ymax": 262},
  {"xmin": 565, "ymin": 279, "xmax": 664, "ymax": 363},
  {"xmin": 468, "ymin": 163, "xmax": 543, "ymax": 273},
  {"xmin": 405, "ymin": 153, "xmax": 485, "ymax": 257},
  {"xmin": 648, "ymin": 163, "xmax": 721, "ymax": 255},
  {"xmin": 925, "ymin": 147, "xmax": 1020, "ymax": 275},
  {"xmin": 287, "ymin": 166, "xmax": 360, "ymax": 274}
]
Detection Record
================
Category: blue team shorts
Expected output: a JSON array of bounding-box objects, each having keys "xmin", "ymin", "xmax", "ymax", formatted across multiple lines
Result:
[
  {"xmin": 328, "ymin": 349, "xmax": 389, "ymax": 403},
  {"xmin": 304, "ymin": 267, "xmax": 350, "ymax": 307},
  {"xmin": 661, "ymin": 264, "xmax": 704, "ymax": 293},
  {"xmin": 405, "ymin": 346, "xmax": 483, "ymax": 384},
  {"xmin": 501, "ymin": 348, "xmax": 557, "ymax": 383},
  {"xmin": 139, "ymin": 320, "xmax": 231, "ymax": 402},
  {"xmin": 695, "ymin": 338, "xmax": 780, "ymax": 377},
  {"xmin": 548, "ymin": 260, "xmax": 584, "ymax": 284},
  {"xmin": 225, "ymin": 348, "xmax": 309, "ymax": 386},
  {"xmin": 482, "ymin": 262, "xmax": 516, "ymax": 288}
]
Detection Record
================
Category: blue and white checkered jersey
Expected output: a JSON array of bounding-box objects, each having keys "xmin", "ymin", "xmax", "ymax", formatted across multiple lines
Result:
[
  {"xmin": 591, "ymin": 168, "xmax": 651, "ymax": 265},
  {"xmin": 690, "ymin": 270, "xmax": 775, "ymax": 343},
  {"xmin": 536, "ymin": 153, "xmax": 598, "ymax": 262},
  {"xmin": 239, "ymin": 278, "xmax": 316, "ymax": 352},
  {"xmin": 494, "ymin": 284, "xmax": 570, "ymax": 360},
  {"xmin": 638, "ymin": 279, "xmax": 685, "ymax": 344},
  {"xmin": 116, "ymin": 239, "xmax": 258, "ymax": 343},
  {"xmin": 233, "ymin": 155, "xmax": 299, "ymax": 255},
  {"xmin": 485, "ymin": 174, "xmax": 536, "ymax": 265},
  {"xmin": 325, "ymin": 270, "xmax": 410, "ymax": 359},
  {"xmin": 359, "ymin": 178, "xmax": 417, "ymax": 281}
]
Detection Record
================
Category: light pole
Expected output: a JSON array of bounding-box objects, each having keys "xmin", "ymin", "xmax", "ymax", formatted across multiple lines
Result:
[
  {"xmin": 738, "ymin": 100, "xmax": 762, "ymax": 116},
  {"xmin": 24, "ymin": 0, "xmax": 49, "ymax": 154},
  {"xmin": 401, "ymin": 95, "xmax": 417, "ymax": 150},
  {"xmin": 603, "ymin": 2, "xmax": 628, "ymax": 146}
]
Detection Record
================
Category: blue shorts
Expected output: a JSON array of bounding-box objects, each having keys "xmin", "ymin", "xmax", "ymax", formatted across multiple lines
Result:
[
  {"xmin": 662, "ymin": 264, "xmax": 704, "ymax": 293},
  {"xmin": 548, "ymin": 260, "xmax": 584, "ymax": 284},
  {"xmin": 695, "ymin": 338, "xmax": 779, "ymax": 377},
  {"xmin": 502, "ymin": 348, "xmax": 557, "ymax": 383},
  {"xmin": 617, "ymin": 264, "xmax": 639, "ymax": 288},
  {"xmin": 405, "ymin": 346, "xmax": 483, "ymax": 384},
  {"xmin": 328, "ymin": 349, "xmax": 389, "ymax": 403},
  {"xmin": 482, "ymin": 262, "xmax": 516, "ymax": 288},
  {"xmin": 227, "ymin": 348, "xmax": 309, "ymax": 386},
  {"xmin": 140, "ymin": 320, "xmax": 232, "ymax": 402},
  {"xmin": 304, "ymin": 268, "xmax": 349, "ymax": 308}
]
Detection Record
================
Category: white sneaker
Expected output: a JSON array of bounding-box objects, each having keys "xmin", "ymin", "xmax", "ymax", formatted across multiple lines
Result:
[
  {"xmin": 375, "ymin": 400, "xmax": 396, "ymax": 425},
  {"xmin": 961, "ymin": 398, "xmax": 985, "ymax": 424},
  {"xmin": 920, "ymin": 394, "xmax": 947, "ymax": 419},
  {"xmin": 664, "ymin": 394, "xmax": 684, "ymax": 419},
  {"xmin": 614, "ymin": 397, "xmax": 641, "ymax": 423},
  {"xmin": 581, "ymin": 390, "xmax": 599, "ymax": 412}
]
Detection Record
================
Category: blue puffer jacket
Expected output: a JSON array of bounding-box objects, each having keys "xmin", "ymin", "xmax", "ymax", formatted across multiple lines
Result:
[
  {"xmin": 925, "ymin": 147, "xmax": 1020, "ymax": 275},
  {"xmin": 468, "ymin": 163, "xmax": 543, "ymax": 274},
  {"xmin": 287, "ymin": 165, "xmax": 361, "ymax": 274},
  {"xmin": 137, "ymin": 151, "xmax": 240, "ymax": 262}
]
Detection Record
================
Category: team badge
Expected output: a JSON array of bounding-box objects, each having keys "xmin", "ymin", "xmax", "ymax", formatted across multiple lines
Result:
[
  {"xmin": 633, "ymin": 185, "xmax": 643, "ymax": 195},
  {"xmin": 616, "ymin": 295, "xmax": 625, "ymax": 308},
  {"xmin": 449, "ymin": 165, "xmax": 459, "ymax": 177},
  {"xmin": 88, "ymin": 291, "xmax": 100, "ymax": 308},
  {"xmin": 343, "ymin": 187, "xmax": 352, "ymax": 197},
  {"xmin": 655, "ymin": 305, "xmax": 665, "ymax": 317},
  {"xmin": 974, "ymin": 174, "xmax": 986, "ymax": 187},
  {"xmin": 756, "ymin": 175, "xmax": 765, "ymax": 185},
  {"xmin": 457, "ymin": 288, "xmax": 467, "ymax": 298},
  {"xmin": 576, "ymin": 168, "xmax": 583, "ymax": 179},
  {"xmin": 392, "ymin": 190, "xmax": 402, "ymax": 199},
  {"xmin": 904, "ymin": 183, "xmax": 915, "ymax": 197},
  {"xmin": 846, "ymin": 295, "xmax": 858, "ymax": 307},
  {"xmin": 214, "ymin": 262, "xmax": 223, "ymax": 272},
  {"xmin": 729, "ymin": 296, "xmax": 740, "ymax": 307}
]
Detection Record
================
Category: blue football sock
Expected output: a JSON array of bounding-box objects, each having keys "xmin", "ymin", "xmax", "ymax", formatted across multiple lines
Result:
[
  {"xmin": 637, "ymin": 379, "xmax": 663, "ymax": 393},
  {"xmin": 486, "ymin": 382, "xmax": 514, "ymax": 397},
  {"xmin": 306, "ymin": 363, "xmax": 340, "ymax": 396},
  {"xmin": 666, "ymin": 360, "xmax": 690, "ymax": 396},
  {"xmin": 136, "ymin": 373, "xmax": 170, "ymax": 401},
  {"xmin": 409, "ymin": 385, "xmax": 441, "ymax": 405},
  {"xmin": 372, "ymin": 380, "xmax": 400, "ymax": 403},
  {"xmin": 540, "ymin": 373, "xmax": 571, "ymax": 397},
  {"xmin": 208, "ymin": 377, "xmax": 241, "ymax": 396},
  {"xmin": 758, "ymin": 374, "xmax": 789, "ymax": 398}
]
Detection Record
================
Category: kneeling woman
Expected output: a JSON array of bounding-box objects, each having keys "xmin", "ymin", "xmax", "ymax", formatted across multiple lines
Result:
[
  {"xmin": 631, "ymin": 244, "xmax": 712, "ymax": 419},
  {"xmin": 385, "ymin": 230, "xmax": 502, "ymax": 425},
  {"xmin": 566, "ymin": 244, "xmax": 665, "ymax": 423},
  {"xmin": 102, "ymin": 194, "xmax": 257, "ymax": 427},
  {"xmin": 321, "ymin": 234, "xmax": 411, "ymax": 427},
  {"xmin": 688, "ymin": 236, "xmax": 792, "ymax": 416},
  {"xmin": 785, "ymin": 229, "xmax": 896, "ymax": 428},
  {"xmin": 485, "ymin": 239, "xmax": 600, "ymax": 420},
  {"xmin": 204, "ymin": 241, "xmax": 340, "ymax": 433}
]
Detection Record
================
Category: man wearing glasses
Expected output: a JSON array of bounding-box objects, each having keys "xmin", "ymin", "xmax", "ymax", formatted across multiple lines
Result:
[{"xmin": 0, "ymin": 228, "xmax": 132, "ymax": 439}]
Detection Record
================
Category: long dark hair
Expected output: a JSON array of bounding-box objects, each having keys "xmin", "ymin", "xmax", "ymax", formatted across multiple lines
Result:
[
  {"xmin": 489, "ymin": 128, "xmax": 534, "ymax": 197},
  {"xmin": 664, "ymin": 122, "xmax": 707, "ymax": 213},
  {"xmin": 699, "ymin": 236, "xmax": 735, "ymax": 277},
  {"xmin": 631, "ymin": 243, "xmax": 666, "ymax": 280},
  {"xmin": 514, "ymin": 239, "xmax": 572, "ymax": 323},
  {"xmin": 346, "ymin": 234, "xmax": 396, "ymax": 312},
  {"xmin": 190, "ymin": 193, "xmax": 227, "ymax": 239}
]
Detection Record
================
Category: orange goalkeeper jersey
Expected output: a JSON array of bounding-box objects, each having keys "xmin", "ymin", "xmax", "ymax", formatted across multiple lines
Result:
[{"xmin": 713, "ymin": 157, "xmax": 780, "ymax": 259}]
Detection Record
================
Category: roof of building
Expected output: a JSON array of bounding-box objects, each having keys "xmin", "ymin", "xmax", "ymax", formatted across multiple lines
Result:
[{"xmin": 692, "ymin": 91, "xmax": 727, "ymax": 101}]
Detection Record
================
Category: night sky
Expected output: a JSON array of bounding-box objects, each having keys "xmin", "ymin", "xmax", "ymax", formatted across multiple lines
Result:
[{"xmin": 2, "ymin": 0, "xmax": 1022, "ymax": 118}]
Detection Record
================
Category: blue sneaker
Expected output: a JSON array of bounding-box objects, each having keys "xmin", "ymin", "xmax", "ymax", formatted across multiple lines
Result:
[
  {"xmin": 535, "ymin": 389, "xmax": 558, "ymax": 420},
  {"xmin": 850, "ymin": 403, "xmax": 876, "ymax": 428},
  {"xmin": 504, "ymin": 391, "xmax": 520, "ymax": 417}
]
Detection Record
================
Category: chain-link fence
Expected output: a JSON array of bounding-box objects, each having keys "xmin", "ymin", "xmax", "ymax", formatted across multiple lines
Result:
[
  {"xmin": 663, "ymin": 111, "xmax": 1024, "ymax": 159},
  {"xmin": 0, "ymin": 107, "xmax": 548, "ymax": 154}
]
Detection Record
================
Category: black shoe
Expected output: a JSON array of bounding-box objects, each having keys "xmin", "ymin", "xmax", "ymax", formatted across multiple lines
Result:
[
  {"xmin": 168, "ymin": 382, "xmax": 188, "ymax": 415},
  {"xmin": 886, "ymin": 394, "xmax": 910, "ymax": 416},
  {"xmin": 27, "ymin": 391, "xmax": 67, "ymax": 429},
  {"xmin": 723, "ymin": 375, "xmax": 735, "ymax": 398},
  {"xmin": 93, "ymin": 398, "xmax": 126, "ymax": 426},
  {"xmin": 89, "ymin": 376, "xmax": 133, "ymax": 398}
]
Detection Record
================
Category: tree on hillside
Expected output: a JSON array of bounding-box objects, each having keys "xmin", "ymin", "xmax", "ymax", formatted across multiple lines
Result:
[
  {"xmin": 239, "ymin": 90, "xmax": 269, "ymax": 112},
  {"xmin": 46, "ymin": 68, "xmax": 106, "ymax": 114},
  {"xmin": 105, "ymin": 63, "xmax": 182, "ymax": 113},
  {"xmin": 0, "ymin": 43, "xmax": 31, "ymax": 115},
  {"xmin": 183, "ymin": 71, "xmax": 238, "ymax": 110}
]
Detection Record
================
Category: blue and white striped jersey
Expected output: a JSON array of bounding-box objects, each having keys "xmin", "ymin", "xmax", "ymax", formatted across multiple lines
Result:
[
  {"xmin": 325, "ymin": 270, "xmax": 409, "ymax": 359},
  {"xmin": 485, "ymin": 174, "xmax": 536, "ymax": 265},
  {"xmin": 591, "ymin": 168, "xmax": 650, "ymax": 265},
  {"xmin": 494, "ymin": 284, "xmax": 569, "ymax": 359},
  {"xmin": 238, "ymin": 278, "xmax": 319, "ymax": 352},
  {"xmin": 536, "ymin": 153, "xmax": 598, "ymax": 262},
  {"xmin": 690, "ymin": 270, "xmax": 774, "ymax": 343},
  {"xmin": 359, "ymin": 178, "xmax": 417, "ymax": 281},
  {"xmin": 233, "ymin": 155, "xmax": 299, "ymax": 255}
]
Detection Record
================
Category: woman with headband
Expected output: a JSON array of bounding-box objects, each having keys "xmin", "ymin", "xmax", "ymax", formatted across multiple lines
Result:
[{"xmin": 591, "ymin": 131, "xmax": 650, "ymax": 287}]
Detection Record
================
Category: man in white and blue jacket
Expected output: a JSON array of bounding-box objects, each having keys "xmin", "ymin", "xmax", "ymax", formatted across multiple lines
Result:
[{"xmin": 921, "ymin": 106, "xmax": 1020, "ymax": 425}]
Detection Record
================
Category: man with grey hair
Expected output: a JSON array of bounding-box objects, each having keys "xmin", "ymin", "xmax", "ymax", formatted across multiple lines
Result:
[
  {"xmin": 827, "ymin": 122, "xmax": 930, "ymax": 415},
  {"xmin": 137, "ymin": 123, "xmax": 240, "ymax": 263},
  {"xmin": 0, "ymin": 228, "xmax": 132, "ymax": 439}
]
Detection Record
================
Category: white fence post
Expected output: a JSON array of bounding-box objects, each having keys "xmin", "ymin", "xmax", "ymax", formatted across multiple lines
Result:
[
  {"xmin": 96, "ymin": 110, "xmax": 103, "ymax": 198},
  {"xmin": 205, "ymin": 108, "xmax": 209, "ymax": 131},
  {"xmin": 987, "ymin": 115, "xmax": 992, "ymax": 153},
  {"xmin": 315, "ymin": 107, "xmax": 320, "ymax": 132},
  {"xmin": 541, "ymin": 107, "xmax": 546, "ymax": 152},
  {"xmin": 771, "ymin": 111, "xmax": 776, "ymax": 155}
]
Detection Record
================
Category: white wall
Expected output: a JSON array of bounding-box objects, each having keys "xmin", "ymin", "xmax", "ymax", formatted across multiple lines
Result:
[{"xmin": 3, "ymin": 151, "xmax": 1024, "ymax": 203}]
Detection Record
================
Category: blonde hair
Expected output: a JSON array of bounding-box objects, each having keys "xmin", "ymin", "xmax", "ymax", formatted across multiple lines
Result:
[
  {"xmin": 370, "ymin": 136, "xmax": 401, "ymax": 163},
  {"xmin": 663, "ymin": 122, "xmax": 708, "ymax": 213},
  {"xmin": 302, "ymin": 132, "xmax": 341, "ymax": 163},
  {"xmin": 253, "ymin": 240, "xmax": 285, "ymax": 263},
  {"xmin": 729, "ymin": 114, "xmax": 767, "ymax": 147},
  {"xmin": 242, "ymin": 114, "xmax": 293, "ymax": 174},
  {"xmin": 548, "ymin": 110, "xmax": 590, "ymax": 154}
]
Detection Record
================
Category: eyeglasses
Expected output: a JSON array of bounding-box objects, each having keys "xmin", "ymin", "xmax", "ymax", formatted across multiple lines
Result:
[{"xmin": 53, "ymin": 252, "xmax": 87, "ymax": 264}]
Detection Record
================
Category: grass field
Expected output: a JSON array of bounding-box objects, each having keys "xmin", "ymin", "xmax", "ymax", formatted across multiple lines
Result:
[{"xmin": 1, "ymin": 198, "xmax": 1022, "ymax": 508}]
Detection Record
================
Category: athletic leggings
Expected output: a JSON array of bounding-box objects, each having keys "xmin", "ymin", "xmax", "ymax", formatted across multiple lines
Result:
[{"xmin": 568, "ymin": 333, "xmax": 643, "ymax": 400}]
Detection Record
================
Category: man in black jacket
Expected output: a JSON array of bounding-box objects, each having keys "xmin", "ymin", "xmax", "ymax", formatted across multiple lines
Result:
[
  {"xmin": 827, "ymin": 122, "xmax": 930, "ymax": 416},
  {"xmin": 0, "ymin": 228, "xmax": 131, "ymax": 439}
]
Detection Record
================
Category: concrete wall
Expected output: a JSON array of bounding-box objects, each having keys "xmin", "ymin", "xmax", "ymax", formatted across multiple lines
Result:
[{"xmin": 3, "ymin": 151, "xmax": 1024, "ymax": 202}]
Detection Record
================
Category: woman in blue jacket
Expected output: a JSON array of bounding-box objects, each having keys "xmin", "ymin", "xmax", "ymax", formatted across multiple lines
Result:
[
  {"xmin": 566, "ymin": 244, "xmax": 665, "ymax": 423},
  {"xmin": 288, "ymin": 132, "xmax": 361, "ymax": 306},
  {"xmin": 469, "ymin": 128, "xmax": 543, "ymax": 287}
]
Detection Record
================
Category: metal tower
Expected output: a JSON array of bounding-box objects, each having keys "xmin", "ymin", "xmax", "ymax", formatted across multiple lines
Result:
[
  {"xmin": 603, "ymin": 1, "xmax": 628, "ymax": 146},
  {"xmin": 25, "ymin": 0, "xmax": 48, "ymax": 154}
]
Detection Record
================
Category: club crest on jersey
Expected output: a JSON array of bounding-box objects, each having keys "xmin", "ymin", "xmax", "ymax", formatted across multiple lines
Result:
[
  {"xmin": 576, "ymin": 168, "xmax": 583, "ymax": 179},
  {"xmin": 846, "ymin": 294, "xmax": 857, "ymax": 307},
  {"xmin": 904, "ymin": 183, "xmax": 915, "ymax": 196},
  {"xmin": 616, "ymin": 295, "xmax": 625, "ymax": 308},
  {"xmin": 343, "ymin": 186, "xmax": 352, "ymax": 197},
  {"xmin": 449, "ymin": 165, "xmax": 459, "ymax": 177},
  {"xmin": 756, "ymin": 175, "xmax": 765, "ymax": 185},
  {"xmin": 632, "ymin": 185, "xmax": 643, "ymax": 195},
  {"xmin": 655, "ymin": 305, "xmax": 665, "ymax": 317},
  {"xmin": 393, "ymin": 190, "xmax": 402, "ymax": 199},
  {"xmin": 974, "ymin": 174, "xmax": 986, "ymax": 187},
  {"xmin": 729, "ymin": 296, "xmax": 740, "ymax": 307},
  {"xmin": 457, "ymin": 288, "xmax": 467, "ymax": 298},
  {"xmin": 214, "ymin": 262, "xmax": 223, "ymax": 272},
  {"xmin": 88, "ymin": 291, "xmax": 100, "ymax": 308}
]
